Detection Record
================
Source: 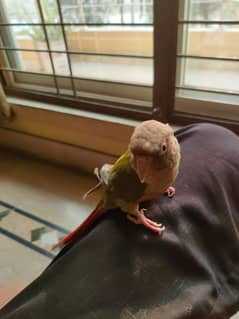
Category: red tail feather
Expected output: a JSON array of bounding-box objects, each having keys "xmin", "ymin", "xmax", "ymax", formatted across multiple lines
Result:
[{"xmin": 52, "ymin": 201, "xmax": 103, "ymax": 250}]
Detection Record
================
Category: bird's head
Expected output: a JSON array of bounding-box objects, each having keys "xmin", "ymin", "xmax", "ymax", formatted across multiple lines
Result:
[{"xmin": 129, "ymin": 120, "xmax": 179, "ymax": 183}]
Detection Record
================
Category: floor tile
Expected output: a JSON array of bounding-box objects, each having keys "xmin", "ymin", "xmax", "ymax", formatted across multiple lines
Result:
[{"xmin": 0, "ymin": 148, "xmax": 100, "ymax": 308}]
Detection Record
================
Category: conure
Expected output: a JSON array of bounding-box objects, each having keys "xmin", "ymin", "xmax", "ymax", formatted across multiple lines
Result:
[{"xmin": 53, "ymin": 120, "xmax": 180, "ymax": 250}]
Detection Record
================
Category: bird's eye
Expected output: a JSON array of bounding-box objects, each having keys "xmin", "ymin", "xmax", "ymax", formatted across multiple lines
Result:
[{"xmin": 161, "ymin": 143, "xmax": 167, "ymax": 153}]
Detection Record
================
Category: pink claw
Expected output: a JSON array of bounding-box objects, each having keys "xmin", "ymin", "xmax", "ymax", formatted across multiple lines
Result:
[
  {"xmin": 127, "ymin": 209, "xmax": 165, "ymax": 233},
  {"xmin": 165, "ymin": 186, "xmax": 175, "ymax": 198}
]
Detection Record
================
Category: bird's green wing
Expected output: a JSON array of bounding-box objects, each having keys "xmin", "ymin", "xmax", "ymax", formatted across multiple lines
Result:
[{"xmin": 103, "ymin": 150, "xmax": 146, "ymax": 208}]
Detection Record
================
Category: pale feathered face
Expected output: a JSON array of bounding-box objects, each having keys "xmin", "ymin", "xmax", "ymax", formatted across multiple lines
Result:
[{"xmin": 129, "ymin": 120, "xmax": 180, "ymax": 183}]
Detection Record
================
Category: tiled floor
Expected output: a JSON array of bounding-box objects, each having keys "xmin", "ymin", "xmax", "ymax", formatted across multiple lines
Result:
[{"xmin": 0, "ymin": 148, "xmax": 100, "ymax": 308}]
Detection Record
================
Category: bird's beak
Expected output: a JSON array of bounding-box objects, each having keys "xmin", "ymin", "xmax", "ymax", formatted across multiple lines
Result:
[{"xmin": 135, "ymin": 155, "xmax": 152, "ymax": 184}]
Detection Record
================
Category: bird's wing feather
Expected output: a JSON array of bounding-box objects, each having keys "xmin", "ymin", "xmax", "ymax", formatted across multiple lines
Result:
[
  {"xmin": 99, "ymin": 164, "xmax": 113, "ymax": 185},
  {"xmin": 105, "ymin": 150, "xmax": 146, "ymax": 205}
]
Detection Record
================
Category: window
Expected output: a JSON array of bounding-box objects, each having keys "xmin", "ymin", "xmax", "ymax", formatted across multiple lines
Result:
[
  {"xmin": 0, "ymin": 0, "xmax": 153, "ymax": 118},
  {"xmin": 0, "ymin": 0, "xmax": 239, "ymax": 128},
  {"xmin": 175, "ymin": 0, "xmax": 239, "ymax": 123}
]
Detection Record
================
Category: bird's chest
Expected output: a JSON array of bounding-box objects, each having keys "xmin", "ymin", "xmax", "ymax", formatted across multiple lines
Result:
[{"xmin": 140, "ymin": 167, "xmax": 175, "ymax": 201}]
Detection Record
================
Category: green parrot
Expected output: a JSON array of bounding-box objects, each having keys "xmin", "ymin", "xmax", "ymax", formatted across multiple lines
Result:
[{"xmin": 53, "ymin": 120, "xmax": 180, "ymax": 249}]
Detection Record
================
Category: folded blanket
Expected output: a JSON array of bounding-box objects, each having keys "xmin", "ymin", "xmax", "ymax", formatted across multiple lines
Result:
[{"xmin": 1, "ymin": 123, "xmax": 239, "ymax": 319}]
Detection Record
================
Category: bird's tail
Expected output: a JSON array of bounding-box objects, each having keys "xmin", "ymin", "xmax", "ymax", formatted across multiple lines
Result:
[{"xmin": 52, "ymin": 201, "xmax": 104, "ymax": 250}]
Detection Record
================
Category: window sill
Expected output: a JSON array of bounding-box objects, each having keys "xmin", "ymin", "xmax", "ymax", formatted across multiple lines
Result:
[
  {"xmin": 7, "ymin": 97, "xmax": 141, "ymax": 127},
  {"xmin": 0, "ymin": 97, "xmax": 143, "ymax": 172},
  {"xmin": 0, "ymin": 97, "xmax": 140, "ymax": 157},
  {"xmin": 0, "ymin": 97, "xmax": 183, "ymax": 172}
]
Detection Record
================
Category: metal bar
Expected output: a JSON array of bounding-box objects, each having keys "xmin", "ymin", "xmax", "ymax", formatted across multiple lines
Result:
[
  {"xmin": 0, "ymin": 67, "xmax": 151, "ymax": 88},
  {"xmin": 0, "ymin": 47, "xmax": 153, "ymax": 59},
  {"xmin": 56, "ymin": 0, "xmax": 75, "ymax": 96},
  {"xmin": 177, "ymin": 55, "xmax": 239, "ymax": 63},
  {"xmin": 178, "ymin": 20, "xmax": 239, "ymax": 25},
  {"xmin": 36, "ymin": 0, "xmax": 60, "ymax": 94},
  {"xmin": 3, "ymin": 21, "xmax": 238, "ymax": 26},
  {"xmin": 0, "ymin": 23, "xmax": 153, "ymax": 26},
  {"xmin": 1, "ymin": 67, "xmax": 62, "ymax": 77},
  {"xmin": 176, "ymin": 85, "xmax": 239, "ymax": 97}
]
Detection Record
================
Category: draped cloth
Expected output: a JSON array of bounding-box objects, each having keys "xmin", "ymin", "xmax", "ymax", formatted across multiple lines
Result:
[
  {"xmin": 1, "ymin": 123, "xmax": 239, "ymax": 319},
  {"xmin": 0, "ymin": 83, "xmax": 11, "ymax": 118}
]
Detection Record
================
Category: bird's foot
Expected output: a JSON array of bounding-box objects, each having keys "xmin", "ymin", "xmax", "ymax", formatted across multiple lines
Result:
[
  {"xmin": 165, "ymin": 186, "xmax": 175, "ymax": 198},
  {"xmin": 127, "ymin": 208, "xmax": 165, "ymax": 233}
]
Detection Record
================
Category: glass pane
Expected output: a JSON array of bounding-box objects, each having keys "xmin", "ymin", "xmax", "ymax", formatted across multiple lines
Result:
[
  {"xmin": 0, "ymin": 26, "xmax": 47, "ymax": 50},
  {"xmin": 179, "ymin": 0, "xmax": 239, "ymax": 21},
  {"xmin": 176, "ymin": 88, "xmax": 239, "ymax": 106},
  {"xmin": 40, "ymin": 0, "xmax": 60, "ymax": 23},
  {"xmin": 52, "ymin": 53, "xmax": 70, "ymax": 75},
  {"xmin": 71, "ymin": 54, "xmax": 153, "ymax": 85},
  {"xmin": 178, "ymin": 25, "xmax": 239, "ymax": 59},
  {"xmin": 61, "ymin": 0, "xmax": 153, "ymax": 24},
  {"xmin": 13, "ymin": 50, "xmax": 52, "ymax": 73},
  {"xmin": 176, "ymin": 57, "xmax": 239, "ymax": 93},
  {"xmin": 66, "ymin": 26, "xmax": 153, "ymax": 56},
  {"xmin": 2, "ymin": 0, "xmax": 40, "ymax": 23},
  {"xmin": 47, "ymin": 26, "xmax": 65, "ymax": 50}
]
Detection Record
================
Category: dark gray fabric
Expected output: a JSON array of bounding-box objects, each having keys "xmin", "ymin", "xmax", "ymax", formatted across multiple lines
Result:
[{"xmin": 1, "ymin": 123, "xmax": 239, "ymax": 319}]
